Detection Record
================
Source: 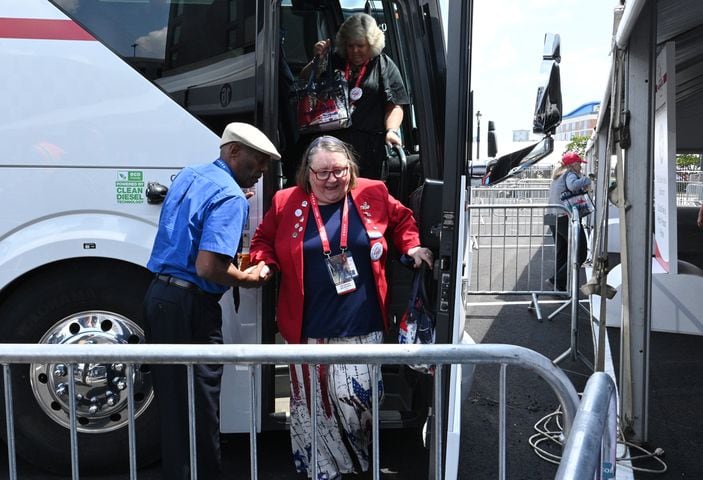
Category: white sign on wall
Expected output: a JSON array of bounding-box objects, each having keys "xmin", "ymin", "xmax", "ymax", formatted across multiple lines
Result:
[{"xmin": 653, "ymin": 42, "xmax": 677, "ymax": 274}]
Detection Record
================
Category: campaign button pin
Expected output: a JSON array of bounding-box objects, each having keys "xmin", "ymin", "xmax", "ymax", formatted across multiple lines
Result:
[
  {"xmin": 370, "ymin": 242, "xmax": 383, "ymax": 261},
  {"xmin": 350, "ymin": 87, "xmax": 363, "ymax": 101}
]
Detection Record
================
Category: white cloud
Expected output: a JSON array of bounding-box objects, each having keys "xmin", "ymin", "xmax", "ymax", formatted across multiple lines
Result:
[{"xmin": 134, "ymin": 27, "xmax": 167, "ymax": 59}]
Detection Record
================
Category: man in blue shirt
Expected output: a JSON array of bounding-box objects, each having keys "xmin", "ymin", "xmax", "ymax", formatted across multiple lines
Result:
[{"xmin": 143, "ymin": 122, "xmax": 279, "ymax": 480}]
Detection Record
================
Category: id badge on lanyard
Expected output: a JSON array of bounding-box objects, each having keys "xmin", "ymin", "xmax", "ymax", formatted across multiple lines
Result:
[
  {"xmin": 325, "ymin": 252, "xmax": 358, "ymax": 295},
  {"xmin": 310, "ymin": 193, "xmax": 359, "ymax": 295}
]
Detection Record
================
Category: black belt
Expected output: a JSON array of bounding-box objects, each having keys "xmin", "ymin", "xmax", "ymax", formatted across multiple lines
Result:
[{"xmin": 154, "ymin": 274, "xmax": 221, "ymax": 300}]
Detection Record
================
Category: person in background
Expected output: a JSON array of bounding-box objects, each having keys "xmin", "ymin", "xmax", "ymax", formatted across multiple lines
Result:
[
  {"xmin": 697, "ymin": 203, "xmax": 703, "ymax": 230},
  {"xmin": 545, "ymin": 151, "xmax": 591, "ymax": 291},
  {"xmin": 143, "ymin": 122, "xmax": 278, "ymax": 480},
  {"xmin": 250, "ymin": 136, "xmax": 432, "ymax": 479},
  {"xmin": 300, "ymin": 12, "xmax": 409, "ymax": 179}
]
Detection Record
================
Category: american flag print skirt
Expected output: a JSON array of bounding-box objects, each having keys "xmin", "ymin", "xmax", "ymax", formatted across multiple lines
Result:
[{"xmin": 289, "ymin": 331, "xmax": 384, "ymax": 479}]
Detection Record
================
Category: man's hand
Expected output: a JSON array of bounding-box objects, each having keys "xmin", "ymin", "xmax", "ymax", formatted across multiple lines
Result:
[
  {"xmin": 196, "ymin": 251, "xmax": 272, "ymax": 288},
  {"xmin": 241, "ymin": 261, "xmax": 274, "ymax": 287}
]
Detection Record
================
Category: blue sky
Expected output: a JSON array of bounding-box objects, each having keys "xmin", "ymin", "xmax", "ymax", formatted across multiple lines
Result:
[{"xmin": 441, "ymin": 0, "xmax": 616, "ymax": 155}]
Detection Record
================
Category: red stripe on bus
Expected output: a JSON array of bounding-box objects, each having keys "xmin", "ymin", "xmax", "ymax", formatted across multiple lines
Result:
[{"xmin": 0, "ymin": 18, "xmax": 94, "ymax": 41}]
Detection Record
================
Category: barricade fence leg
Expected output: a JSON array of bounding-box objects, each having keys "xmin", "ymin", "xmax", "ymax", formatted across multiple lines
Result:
[
  {"xmin": 3, "ymin": 364, "xmax": 17, "ymax": 480},
  {"xmin": 498, "ymin": 364, "xmax": 507, "ymax": 480},
  {"xmin": 126, "ymin": 364, "xmax": 137, "ymax": 480},
  {"xmin": 529, "ymin": 293, "xmax": 544, "ymax": 322},
  {"xmin": 67, "ymin": 363, "xmax": 79, "ymax": 480},
  {"xmin": 372, "ymin": 363, "xmax": 381, "ymax": 480},
  {"xmin": 249, "ymin": 365, "xmax": 258, "ymax": 480},
  {"xmin": 552, "ymin": 209, "xmax": 593, "ymax": 370},
  {"xmin": 187, "ymin": 364, "xmax": 197, "ymax": 480},
  {"xmin": 433, "ymin": 366, "xmax": 443, "ymax": 480},
  {"xmin": 311, "ymin": 363, "xmax": 318, "ymax": 480}
]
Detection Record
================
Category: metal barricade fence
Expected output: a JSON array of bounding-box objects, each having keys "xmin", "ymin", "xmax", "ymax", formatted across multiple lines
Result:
[
  {"xmin": 0, "ymin": 343, "xmax": 582, "ymax": 480},
  {"xmin": 677, "ymin": 180, "xmax": 703, "ymax": 206},
  {"xmin": 674, "ymin": 170, "xmax": 703, "ymax": 206},
  {"xmin": 466, "ymin": 204, "xmax": 592, "ymax": 368},
  {"xmin": 555, "ymin": 372, "xmax": 618, "ymax": 480},
  {"xmin": 471, "ymin": 185, "xmax": 551, "ymax": 205},
  {"xmin": 466, "ymin": 204, "xmax": 574, "ymax": 319}
]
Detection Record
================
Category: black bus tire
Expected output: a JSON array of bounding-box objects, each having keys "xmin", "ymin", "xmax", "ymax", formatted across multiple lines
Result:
[{"xmin": 0, "ymin": 259, "xmax": 159, "ymax": 474}]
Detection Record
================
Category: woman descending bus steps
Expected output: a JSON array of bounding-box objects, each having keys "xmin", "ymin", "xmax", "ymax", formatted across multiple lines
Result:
[
  {"xmin": 250, "ymin": 136, "xmax": 432, "ymax": 479},
  {"xmin": 298, "ymin": 13, "xmax": 410, "ymax": 180}
]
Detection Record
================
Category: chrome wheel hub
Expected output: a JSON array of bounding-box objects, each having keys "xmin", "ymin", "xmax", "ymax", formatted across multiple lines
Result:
[{"xmin": 30, "ymin": 311, "xmax": 154, "ymax": 433}]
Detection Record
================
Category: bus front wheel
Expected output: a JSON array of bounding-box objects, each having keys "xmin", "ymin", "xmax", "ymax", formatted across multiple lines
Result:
[{"xmin": 0, "ymin": 260, "xmax": 159, "ymax": 474}]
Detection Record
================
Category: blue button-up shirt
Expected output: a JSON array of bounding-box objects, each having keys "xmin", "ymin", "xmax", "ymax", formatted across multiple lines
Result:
[{"xmin": 147, "ymin": 159, "xmax": 248, "ymax": 294}]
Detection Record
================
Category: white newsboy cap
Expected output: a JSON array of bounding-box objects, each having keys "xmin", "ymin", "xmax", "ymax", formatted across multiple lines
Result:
[{"xmin": 220, "ymin": 122, "xmax": 281, "ymax": 160}]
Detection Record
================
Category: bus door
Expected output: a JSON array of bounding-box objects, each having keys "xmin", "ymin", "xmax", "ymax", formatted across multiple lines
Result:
[
  {"xmin": 259, "ymin": 0, "xmax": 468, "ymax": 476},
  {"xmin": 396, "ymin": 1, "xmax": 475, "ymax": 477}
]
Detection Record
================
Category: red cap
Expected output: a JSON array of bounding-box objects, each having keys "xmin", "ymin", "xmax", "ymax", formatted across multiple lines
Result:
[{"xmin": 562, "ymin": 152, "xmax": 586, "ymax": 166}]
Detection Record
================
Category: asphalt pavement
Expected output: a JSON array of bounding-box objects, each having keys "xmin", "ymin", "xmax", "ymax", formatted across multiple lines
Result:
[
  {"xmin": 461, "ymin": 288, "xmax": 703, "ymax": 479},
  {"xmin": 460, "ymin": 297, "xmax": 594, "ymax": 479}
]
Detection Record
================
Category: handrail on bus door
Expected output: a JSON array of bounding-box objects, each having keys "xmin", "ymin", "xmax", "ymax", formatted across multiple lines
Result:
[{"xmin": 386, "ymin": 144, "xmax": 408, "ymax": 202}]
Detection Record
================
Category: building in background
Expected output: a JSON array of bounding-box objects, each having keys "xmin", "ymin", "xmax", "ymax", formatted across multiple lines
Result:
[
  {"xmin": 555, "ymin": 101, "xmax": 600, "ymax": 141},
  {"xmin": 477, "ymin": 101, "xmax": 600, "ymax": 171}
]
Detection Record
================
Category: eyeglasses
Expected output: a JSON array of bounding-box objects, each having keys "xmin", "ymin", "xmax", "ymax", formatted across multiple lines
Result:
[{"xmin": 309, "ymin": 166, "xmax": 349, "ymax": 181}]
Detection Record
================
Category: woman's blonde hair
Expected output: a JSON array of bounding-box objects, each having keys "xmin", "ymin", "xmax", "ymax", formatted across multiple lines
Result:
[
  {"xmin": 335, "ymin": 13, "xmax": 385, "ymax": 59},
  {"xmin": 551, "ymin": 163, "xmax": 569, "ymax": 180},
  {"xmin": 295, "ymin": 136, "xmax": 359, "ymax": 193},
  {"xmin": 551, "ymin": 162, "xmax": 584, "ymax": 179}
]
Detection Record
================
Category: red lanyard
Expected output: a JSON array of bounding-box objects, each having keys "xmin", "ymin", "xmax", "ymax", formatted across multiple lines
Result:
[
  {"xmin": 344, "ymin": 61, "xmax": 368, "ymax": 91},
  {"xmin": 309, "ymin": 193, "xmax": 349, "ymax": 256}
]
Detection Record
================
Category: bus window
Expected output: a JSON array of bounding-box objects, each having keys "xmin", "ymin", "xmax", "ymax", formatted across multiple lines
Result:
[
  {"xmin": 52, "ymin": 0, "xmax": 255, "ymax": 79},
  {"xmin": 52, "ymin": 0, "xmax": 257, "ymax": 134},
  {"xmin": 281, "ymin": 1, "xmax": 332, "ymax": 75}
]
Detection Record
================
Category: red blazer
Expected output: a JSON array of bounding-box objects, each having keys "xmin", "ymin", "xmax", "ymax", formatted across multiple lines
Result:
[{"xmin": 250, "ymin": 178, "xmax": 421, "ymax": 344}]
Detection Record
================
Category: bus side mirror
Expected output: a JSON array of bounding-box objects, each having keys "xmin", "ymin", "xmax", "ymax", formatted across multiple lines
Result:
[{"xmin": 533, "ymin": 33, "xmax": 562, "ymax": 135}]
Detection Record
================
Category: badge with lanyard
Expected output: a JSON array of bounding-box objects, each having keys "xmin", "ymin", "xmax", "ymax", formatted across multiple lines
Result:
[{"xmin": 310, "ymin": 193, "xmax": 358, "ymax": 295}]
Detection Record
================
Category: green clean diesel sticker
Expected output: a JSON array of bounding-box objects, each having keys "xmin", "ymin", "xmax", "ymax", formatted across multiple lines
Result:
[{"xmin": 116, "ymin": 170, "xmax": 144, "ymax": 204}]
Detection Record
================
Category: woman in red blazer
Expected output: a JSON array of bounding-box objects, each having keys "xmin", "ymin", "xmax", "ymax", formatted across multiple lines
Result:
[{"xmin": 250, "ymin": 136, "xmax": 432, "ymax": 479}]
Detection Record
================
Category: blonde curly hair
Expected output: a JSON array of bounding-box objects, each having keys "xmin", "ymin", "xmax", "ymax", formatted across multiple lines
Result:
[{"xmin": 335, "ymin": 13, "xmax": 385, "ymax": 59}]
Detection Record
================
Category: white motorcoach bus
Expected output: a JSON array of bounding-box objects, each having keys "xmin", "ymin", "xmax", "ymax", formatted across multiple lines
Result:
[{"xmin": 0, "ymin": 0, "xmax": 561, "ymax": 476}]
